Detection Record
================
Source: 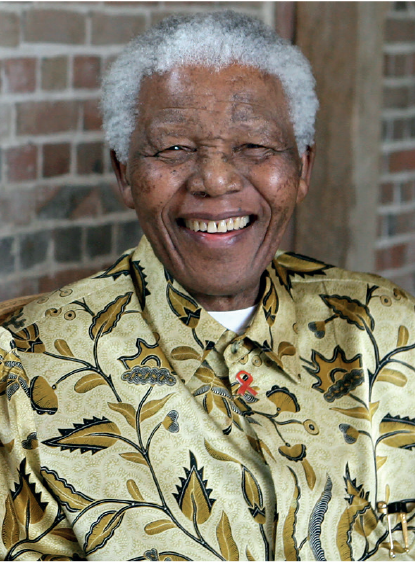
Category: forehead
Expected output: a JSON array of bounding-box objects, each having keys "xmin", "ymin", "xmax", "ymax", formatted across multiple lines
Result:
[{"xmin": 136, "ymin": 64, "xmax": 291, "ymax": 128}]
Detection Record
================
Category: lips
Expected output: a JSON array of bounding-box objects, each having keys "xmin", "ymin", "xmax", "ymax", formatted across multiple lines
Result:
[{"xmin": 184, "ymin": 215, "xmax": 251, "ymax": 233}]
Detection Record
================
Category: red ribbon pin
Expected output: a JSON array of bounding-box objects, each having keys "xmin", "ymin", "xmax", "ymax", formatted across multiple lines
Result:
[{"xmin": 236, "ymin": 370, "xmax": 257, "ymax": 396}]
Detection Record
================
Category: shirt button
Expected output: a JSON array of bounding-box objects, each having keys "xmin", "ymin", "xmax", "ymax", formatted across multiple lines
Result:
[
  {"xmin": 231, "ymin": 341, "xmax": 241, "ymax": 354},
  {"xmin": 252, "ymin": 355, "xmax": 262, "ymax": 367}
]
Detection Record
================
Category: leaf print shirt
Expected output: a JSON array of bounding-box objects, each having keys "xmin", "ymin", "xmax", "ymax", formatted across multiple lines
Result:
[{"xmin": 0, "ymin": 235, "xmax": 414, "ymax": 561}]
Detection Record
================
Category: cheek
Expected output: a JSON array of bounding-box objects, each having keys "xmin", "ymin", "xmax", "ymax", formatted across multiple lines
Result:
[
  {"xmin": 129, "ymin": 165, "xmax": 186, "ymax": 221},
  {"xmin": 248, "ymin": 163, "xmax": 300, "ymax": 208}
]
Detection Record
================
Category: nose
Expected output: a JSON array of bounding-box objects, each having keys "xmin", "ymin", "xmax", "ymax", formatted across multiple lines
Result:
[{"xmin": 187, "ymin": 150, "xmax": 244, "ymax": 197}]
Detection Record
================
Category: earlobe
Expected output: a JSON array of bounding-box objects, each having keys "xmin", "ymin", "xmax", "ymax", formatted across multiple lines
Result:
[
  {"xmin": 110, "ymin": 149, "xmax": 135, "ymax": 209},
  {"xmin": 296, "ymin": 144, "xmax": 316, "ymax": 203}
]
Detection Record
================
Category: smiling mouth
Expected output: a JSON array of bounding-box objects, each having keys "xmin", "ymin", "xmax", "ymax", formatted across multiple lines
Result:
[{"xmin": 184, "ymin": 216, "xmax": 251, "ymax": 233}]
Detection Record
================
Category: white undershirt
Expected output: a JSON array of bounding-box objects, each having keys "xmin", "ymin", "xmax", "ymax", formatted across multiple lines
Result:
[{"xmin": 208, "ymin": 305, "xmax": 257, "ymax": 335}]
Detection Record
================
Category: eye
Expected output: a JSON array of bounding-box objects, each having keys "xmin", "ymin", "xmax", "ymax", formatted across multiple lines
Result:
[
  {"xmin": 154, "ymin": 145, "xmax": 196, "ymax": 158},
  {"xmin": 234, "ymin": 143, "xmax": 271, "ymax": 158}
]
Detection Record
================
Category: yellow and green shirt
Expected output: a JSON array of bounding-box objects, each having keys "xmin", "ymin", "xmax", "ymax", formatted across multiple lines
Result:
[{"xmin": 0, "ymin": 236, "xmax": 414, "ymax": 561}]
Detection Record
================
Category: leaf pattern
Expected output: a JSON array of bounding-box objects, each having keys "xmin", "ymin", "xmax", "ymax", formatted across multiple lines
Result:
[
  {"xmin": 1, "ymin": 495, "xmax": 19, "ymax": 550},
  {"xmin": 377, "ymin": 368, "xmax": 407, "ymax": 387},
  {"xmin": 89, "ymin": 292, "xmax": 133, "ymax": 339},
  {"xmin": 216, "ymin": 511, "xmax": 239, "ymax": 561},
  {"xmin": 272, "ymin": 253, "xmax": 331, "ymax": 295},
  {"xmin": 84, "ymin": 510, "xmax": 125, "ymax": 555},
  {"xmin": 108, "ymin": 402, "xmax": 137, "ymax": 429},
  {"xmin": 171, "ymin": 346, "xmax": 201, "ymax": 361},
  {"xmin": 11, "ymin": 459, "xmax": 48, "ymax": 525},
  {"xmin": 140, "ymin": 394, "xmax": 173, "ymax": 423},
  {"xmin": 283, "ymin": 468, "xmax": 300, "ymax": 561},
  {"xmin": 42, "ymin": 417, "xmax": 120, "ymax": 454},
  {"xmin": 262, "ymin": 276, "xmax": 279, "ymax": 326},
  {"xmin": 54, "ymin": 339, "xmax": 74, "ymax": 357},
  {"xmin": 321, "ymin": 294, "xmax": 375, "ymax": 331},
  {"xmin": 30, "ymin": 375, "xmax": 58, "ymax": 415},
  {"xmin": 41, "ymin": 467, "xmax": 93, "ymax": 511},
  {"xmin": 127, "ymin": 479, "xmax": 144, "ymax": 502},
  {"xmin": 145, "ymin": 520, "xmax": 176, "ymax": 535},
  {"xmin": 379, "ymin": 413, "xmax": 415, "ymax": 449},
  {"xmin": 119, "ymin": 452, "xmax": 147, "ymax": 466},
  {"xmin": 74, "ymin": 373, "xmax": 107, "ymax": 393},
  {"xmin": 173, "ymin": 452, "xmax": 216, "ymax": 525},
  {"xmin": 331, "ymin": 402, "xmax": 379, "ymax": 421},
  {"xmin": 305, "ymin": 346, "xmax": 364, "ymax": 401},
  {"xmin": 166, "ymin": 283, "xmax": 201, "ymax": 328},
  {"xmin": 50, "ymin": 527, "xmax": 78, "ymax": 542}
]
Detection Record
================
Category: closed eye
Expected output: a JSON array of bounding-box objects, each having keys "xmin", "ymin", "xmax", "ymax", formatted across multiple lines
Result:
[{"xmin": 234, "ymin": 143, "xmax": 273, "ymax": 158}]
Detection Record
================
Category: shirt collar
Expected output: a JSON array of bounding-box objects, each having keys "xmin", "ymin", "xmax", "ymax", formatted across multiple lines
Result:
[{"xmin": 130, "ymin": 237, "xmax": 301, "ymax": 386}]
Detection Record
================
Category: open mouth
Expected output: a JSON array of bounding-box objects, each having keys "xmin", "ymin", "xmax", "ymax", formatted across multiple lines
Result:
[{"xmin": 184, "ymin": 215, "xmax": 251, "ymax": 233}]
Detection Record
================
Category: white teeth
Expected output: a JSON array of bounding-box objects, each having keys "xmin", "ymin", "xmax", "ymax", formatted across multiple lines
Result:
[
  {"xmin": 184, "ymin": 215, "xmax": 251, "ymax": 233},
  {"xmin": 217, "ymin": 220, "xmax": 227, "ymax": 233},
  {"xmin": 207, "ymin": 221, "xmax": 217, "ymax": 233}
]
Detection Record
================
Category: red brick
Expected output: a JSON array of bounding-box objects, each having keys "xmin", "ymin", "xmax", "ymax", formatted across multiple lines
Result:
[
  {"xmin": 389, "ymin": 149, "xmax": 415, "ymax": 172},
  {"xmin": 0, "ymin": 190, "xmax": 35, "ymax": 226},
  {"xmin": 400, "ymin": 181, "xmax": 414, "ymax": 202},
  {"xmin": 392, "ymin": 53, "xmax": 410, "ymax": 76},
  {"xmin": 0, "ymin": 278, "xmax": 40, "ymax": 302},
  {"xmin": 395, "ymin": 210, "xmax": 415, "ymax": 234},
  {"xmin": 150, "ymin": 11, "xmax": 187, "ymax": 26},
  {"xmin": 0, "ymin": 12, "xmax": 19, "ymax": 47},
  {"xmin": 376, "ymin": 244, "xmax": 407, "ymax": 271},
  {"xmin": 383, "ymin": 86, "xmax": 410, "ymax": 109},
  {"xmin": 82, "ymin": 99, "xmax": 102, "ymax": 131},
  {"xmin": 392, "ymin": 118, "xmax": 407, "ymax": 140},
  {"xmin": 4, "ymin": 58, "xmax": 36, "ymax": 93},
  {"xmin": 39, "ymin": 266, "xmax": 111, "ymax": 293},
  {"xmin": 24, "ymin": 9, "xmax": 85, "ymax": 44},
  {"xmin": 16, "ymin": 101, "xmax": 78, "ymax": 135},
  {"xmin": 383, "ymin": 54, "xmax": 394, "ymax": 77},
  {"xmin": 42, "ymin": 143, "xmax": 71, "ymax": 178},
  {"xmin": 385, "ymin": 19, "xmax": 415, "ymax": 42},
  {"xmin": 91, "ymin": 13, "xmax": 146, "ymax": 45},
  {"xmin": 6, "ymin": 145, "xmax": 38, "ymax": 182},
  {"xmin": 41, "ymin": 56, "xmax": 68, "ymax": 91},
  {"xmin": 380, "ymin": 182, "xmax": 394, "ymax": 204},
  {"xmin": 70, "ymin": 188, "xmax": 102, "ymax": 219},
  {"xmin": 73, "ymin": 56, "xmax": 101, "ymax": 89},
  {"xmin": 77, "ymin": 142, "xmax": 104, "ymax": 175}
]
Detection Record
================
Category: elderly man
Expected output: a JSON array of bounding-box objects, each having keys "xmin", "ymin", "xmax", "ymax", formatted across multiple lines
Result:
[{"xmin": 0, "ymin": 11, "xmax": 414, "ymax": 561}]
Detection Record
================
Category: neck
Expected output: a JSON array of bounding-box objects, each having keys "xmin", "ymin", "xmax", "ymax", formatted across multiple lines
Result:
[{"xmin": 187, "ymin": 281, "xmax": 263, "ymax": 312}]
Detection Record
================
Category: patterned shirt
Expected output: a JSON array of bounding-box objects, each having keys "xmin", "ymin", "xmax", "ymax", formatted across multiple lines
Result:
[{"xmin": 0, "ymin": 236, "xmax": 414, "ymax": 561}]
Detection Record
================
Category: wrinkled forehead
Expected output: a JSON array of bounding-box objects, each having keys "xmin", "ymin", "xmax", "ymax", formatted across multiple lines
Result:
[{"xmin": 136, "ymin": 63, "xmax": 292, "ymax": 127}]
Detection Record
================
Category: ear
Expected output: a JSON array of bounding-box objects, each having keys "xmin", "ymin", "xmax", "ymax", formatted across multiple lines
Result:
[
  {"xmin": 110, "ymin": 149, "xmax": 135, "ymax": 209},
  {"xmin": 296, "ymin": 144, "xmax": 316, "ymax": 204}
]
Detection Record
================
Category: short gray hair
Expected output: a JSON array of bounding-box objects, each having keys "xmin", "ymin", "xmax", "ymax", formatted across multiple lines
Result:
[{"xmin": 102, "ymin": 10, "xmax": 319, "ymax": 163}]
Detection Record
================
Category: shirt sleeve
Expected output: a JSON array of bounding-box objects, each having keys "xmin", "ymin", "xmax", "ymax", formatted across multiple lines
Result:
[{"xmin": 0, "ymin": 328, "xmax": 82, "ymax": 561}]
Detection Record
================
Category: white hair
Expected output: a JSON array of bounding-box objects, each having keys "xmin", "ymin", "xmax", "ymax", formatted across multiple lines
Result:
[{"xmin": 102, "ymin": 10, "xmax": 319, "ymax": 163}]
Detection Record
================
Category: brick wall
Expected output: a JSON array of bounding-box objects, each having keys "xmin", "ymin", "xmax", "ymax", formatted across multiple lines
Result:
[
  {"xmin": 376, "ymin": 1, "xmax": 415, "ymax": 292},
  {"xmin": 0, "ymin": 1, "xmax": 282, "ymax": 301}
]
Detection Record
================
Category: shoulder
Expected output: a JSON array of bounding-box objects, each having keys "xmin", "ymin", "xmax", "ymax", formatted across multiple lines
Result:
[
  {"xmin": 0, "ymin": 249, "xmax": 139, "ymax": 334},
  {"xmin": 273, "ymin": 250, "xmax": 415, "ymax": 308}
]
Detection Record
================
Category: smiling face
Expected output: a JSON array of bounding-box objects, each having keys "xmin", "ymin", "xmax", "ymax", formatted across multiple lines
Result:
[{"xmin": 112, "ymin": 64, "xmax": 314, "ymax": 311}]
